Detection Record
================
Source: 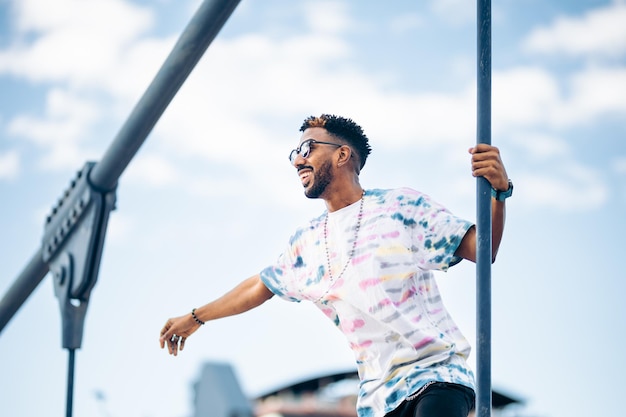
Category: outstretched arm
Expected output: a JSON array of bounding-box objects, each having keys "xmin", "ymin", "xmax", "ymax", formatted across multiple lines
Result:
[
  {"xmin": 455, "ymin": 144, "xmax": 509, "ymax": 263},
  {"xmin": 159, "ymin": 274, "xmax": 274, "ymax": 356}
]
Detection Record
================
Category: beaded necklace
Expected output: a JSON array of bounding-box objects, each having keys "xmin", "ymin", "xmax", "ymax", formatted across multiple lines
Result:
[{"xmin": 323, "ymin": 192, "xmax": 365, "ymax": 286}]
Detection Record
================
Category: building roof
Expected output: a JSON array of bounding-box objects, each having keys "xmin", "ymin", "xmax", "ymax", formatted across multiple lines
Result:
[{"xmin": 255, "ymin": 369, "xmax": 523, "ymax": 410}]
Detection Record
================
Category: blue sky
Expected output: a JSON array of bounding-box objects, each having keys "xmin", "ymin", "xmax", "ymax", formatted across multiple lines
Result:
[{"xmin": 1, "ymin": 1, "xmax": 625, "ymax": 416}]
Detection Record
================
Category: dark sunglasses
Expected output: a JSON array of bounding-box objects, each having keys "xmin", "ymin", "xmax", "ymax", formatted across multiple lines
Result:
[{"xmin": 289, "ymin": 139, "xmax": 342, "ymax": 165}]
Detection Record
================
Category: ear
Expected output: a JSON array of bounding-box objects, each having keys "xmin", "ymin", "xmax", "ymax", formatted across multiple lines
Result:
[{"xmin": 336, "ymin": 145, "xmax": 352, "ymax": 167}]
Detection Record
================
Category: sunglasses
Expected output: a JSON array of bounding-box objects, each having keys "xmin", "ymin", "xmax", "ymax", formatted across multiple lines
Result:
[{"xmin": 289, "ymin": 139, "xmax": 343, "ymax": 165}]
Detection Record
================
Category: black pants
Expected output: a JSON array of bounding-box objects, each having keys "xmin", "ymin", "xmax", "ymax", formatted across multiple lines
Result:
[{"xmin": 385, "ymin": 383, "xmax": 475, "ymax": 417}]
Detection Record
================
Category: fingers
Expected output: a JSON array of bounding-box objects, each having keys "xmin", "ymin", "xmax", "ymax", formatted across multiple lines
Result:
[
  {"xmin": 468, "ymin": 144, "xmax": 499, "ymax": 160},
  {"xmin": 159, "ymin": 320, "xmax": 173, "ymax": 349},
  {"xmin": 468, "ymin": 143, "xmax": 495, "ymax": 154},
  {"xmin": 166, "ymin": 334, "xmax": 179, "ymax": 356},
  {"xmin": 159, "ymin": 318, "xmax": 192, "ymax": 356},
  {"xmin": 468, "ymin": 145, "xmax": 501, "ymax": 175},
  {"xmin": 470, "ymin": 149, "xmax": 501, "ymax": 177},
  {"xmin": 468, "ymin": 145, "xmax": 508, "ymax": 190},
  {"xmin": 166, "ymin": 333, "xmax": 186, "ymax": 355},
  {"xmin": 160, "ymin": 320, "xmax": 181, "ymax": 355}
]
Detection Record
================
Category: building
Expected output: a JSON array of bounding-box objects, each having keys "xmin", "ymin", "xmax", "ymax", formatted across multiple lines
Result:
[{"xmin": 193, "ymin": 362, "xmax": 526, "ymax": 417}]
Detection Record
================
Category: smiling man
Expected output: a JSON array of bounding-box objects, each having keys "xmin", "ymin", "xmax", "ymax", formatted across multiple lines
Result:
[{"xmin": 159, "ymin": 114, "xmax": 511, "ymax": 417}]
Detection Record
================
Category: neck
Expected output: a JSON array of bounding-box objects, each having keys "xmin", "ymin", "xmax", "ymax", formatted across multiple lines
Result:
[{"xmin": 324, "ymin": 186, "xmax": 364, "ymax": 213}]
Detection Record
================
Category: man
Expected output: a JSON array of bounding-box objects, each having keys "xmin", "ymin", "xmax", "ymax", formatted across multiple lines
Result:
[{"xmin": 159, "ymin": 114, "xmax": 511, "ymax": 417}]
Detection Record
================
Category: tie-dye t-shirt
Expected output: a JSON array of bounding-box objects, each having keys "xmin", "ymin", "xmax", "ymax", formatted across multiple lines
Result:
[{"xmin": 260, "ymin": 188, "xmax": 475, "ymax": 417}]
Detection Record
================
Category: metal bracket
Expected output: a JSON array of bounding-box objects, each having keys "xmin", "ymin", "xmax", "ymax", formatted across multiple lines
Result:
[{"xmin": 43, "ymin": 162, "xmax": 117, "ymax": 349}]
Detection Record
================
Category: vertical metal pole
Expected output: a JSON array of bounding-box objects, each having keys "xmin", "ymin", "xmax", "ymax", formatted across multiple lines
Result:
[
  {"xmin": 66, "ymin": 349, "xmax": 76, "ymax": 417},
  {"xmin": 476, "ymin": 0, "xmax": 492, "ymax": 417}
]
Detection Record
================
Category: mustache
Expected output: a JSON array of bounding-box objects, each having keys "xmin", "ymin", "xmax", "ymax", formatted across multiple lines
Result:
[{"xmin": 297, "ymin": 165, "xmax": 313, "ymax": 172}]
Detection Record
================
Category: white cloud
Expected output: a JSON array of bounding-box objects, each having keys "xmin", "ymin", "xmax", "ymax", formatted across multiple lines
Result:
[
  {"xmin": 7, "ymin": 88, "xmax": 100, "ymax": 169},
  {"xmin": 0, "ymin": 0, "xmax": 176, "ymax": 107},
  {"xmin": 0, "ymin": 0, "xmax": 177, "ymax": 171},
  {"xmin": 358, "ymin": 88, "xmax": 476, "ymax": 147},
  {"xmin": 13, "ymin": 0, "xmax": 150, "ymax": 34},
  {"xmin": 303, "ymin": 1, "xmax": 354, "ymax": 34},
  {"xmin": 560, "ymin": 66, "xmax": 626, "ymax": 124},
  {"xmin": 150, "ymin": 24, "xmax": 479, "ymax": 185},
  {"xmin": 506, "ymin": 130, "xmax": 611, "ymax": 211},
  {"xmin": 612, "ymin": 156, "xmax": 626, "ymax": 175},
  {"xmin": 0, "ymin": 0, "xmax": 621, "ymax": 216},
  {"xmin": 493, "ymin": 65, "xmax": 626, "ymax": 130},
  {"xmin": 389, "ymin": 14, "xmax": 424, "ymax": 35},
  {"xmin": 0, "ymin": 0, "xmax": 154, "ymax": 86},
  {"xmin": 0, "ymin": 150, "xmax": 20, "ymax": 180},
  {"xmin": 493, "ymin": 67, "xmax": 561, "ymax": 131},
  {"xmin": 100, "ymin": 35, "xmax": 177, "ymax": 103},
  {"xmin": 123, "ymin": 153, "xmax": 180, "ymax": 187},
  {"xmin": 105, "ymin": 211, "xmax": 133, "ymax": 244},
  {"xmin": 523, "ymin": 1, "xmax": 626, "ymax": 59},
  {"xmin": 517, "ymin": 162, "xmax": 608, "ymax": 211},
  {"xmin": 509, "ymin": 132, "xmax": 569, "ymax": 160},
  {"xmin": 429, "ymin": 0, "xmax": 475, "ymax": 25}
]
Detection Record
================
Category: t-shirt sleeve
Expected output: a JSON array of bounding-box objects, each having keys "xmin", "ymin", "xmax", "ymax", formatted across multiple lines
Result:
[
  {"xmin": 260, "ymin": 223, "xmax": 316, "ymax": 303},
  {"xmin": 401, "ymin": 189, "xmax": 473, "ymax": 271},
  {"xmin": 259, "ymin": 250, "xmax": 302, "ymax": 303}
]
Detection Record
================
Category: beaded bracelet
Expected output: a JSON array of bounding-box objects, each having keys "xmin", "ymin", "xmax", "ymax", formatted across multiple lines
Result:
[{"xmin": 191, "ymin": 308, "xmax": 205, "ymax": 325}]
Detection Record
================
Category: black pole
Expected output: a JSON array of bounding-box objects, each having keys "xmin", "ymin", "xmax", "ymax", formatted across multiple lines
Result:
[
  {"xmin": 476, "ymin": 0, "xmax": 492, "ymax": 417},
  {"xmin": 66, "ymin": 348, "xmax": 76, "ymax": 417},
  {"xmin": 0, "ymin": 248, "xmax": 49, "ymax": 332},
  {"xmin": 0, "ymin": 0, "xmax": 241, "ymax": 334}
]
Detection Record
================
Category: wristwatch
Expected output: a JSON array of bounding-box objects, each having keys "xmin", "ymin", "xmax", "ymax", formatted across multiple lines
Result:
[{"xmin": 491, "ymin": 179, "xmax": 513, "ymax": 201}]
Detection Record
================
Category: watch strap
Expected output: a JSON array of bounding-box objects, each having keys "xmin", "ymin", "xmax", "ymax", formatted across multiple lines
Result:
[{"xmin": 491, "ymin": 180, "xmax": 513, "ymax": 201}]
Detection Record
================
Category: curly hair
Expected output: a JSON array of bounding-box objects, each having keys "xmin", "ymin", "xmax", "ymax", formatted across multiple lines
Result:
[{"xmin": 299, "ymin": 114, "xmax": 372, "ymax": 172}]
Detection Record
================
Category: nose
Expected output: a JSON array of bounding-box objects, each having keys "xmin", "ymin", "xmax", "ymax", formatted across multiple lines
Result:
[{"xmin": 292, "ymin": 152, "xmax": 306, "ymax": 167}]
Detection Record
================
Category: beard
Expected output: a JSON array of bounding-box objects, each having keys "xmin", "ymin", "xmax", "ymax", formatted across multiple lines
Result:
[{"xmin": 304, "ymin": 159, "xmax": 333, "ymax": 199}]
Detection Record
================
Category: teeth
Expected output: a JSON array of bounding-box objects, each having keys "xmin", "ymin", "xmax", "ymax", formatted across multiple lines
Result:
[{"xmin": 299, "ymin": 170, "xmax": 311, "ymax": 184}]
